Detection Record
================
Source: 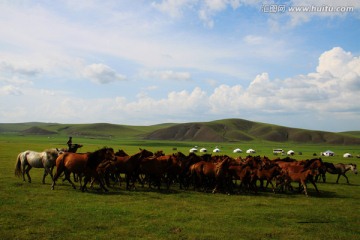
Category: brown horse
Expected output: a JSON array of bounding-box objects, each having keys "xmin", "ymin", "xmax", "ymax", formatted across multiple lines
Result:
[
  {"xmin": 282, "ymin": 168, "xmax": 320, "ymax": 197},
  {"xmin": 51, "ymin": 147, "xmax": 115, "ymax": 192},
  {"xmin": 190, "ymin": 157, "xmax": 230, "ymax": 193},
  {"xmin": 111, "ymin": 148, "xmax": 153, "ymax": 190},
  {"xmin": 228, "ymin": 162, "xmax": 256, "ymax": 193},
  {"xmin": 139, "ymin": 154, "xmax": 181, "ymax": 190},
  {"xmin": 278, "ymin": 158, "xmax": 325, "ymax": 174},
  {"xmin": 177, "ymin": 152, "xmax": 203, "ymax": 189},
  {"xmin": 251, "ymin": 164, "xmax": 282, "ymax": 193}
]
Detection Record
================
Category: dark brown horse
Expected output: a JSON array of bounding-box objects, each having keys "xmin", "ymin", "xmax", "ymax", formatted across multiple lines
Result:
[
  {"xmin": 51, "ymin": 147, "xmax": 115, "ymax": 192},
  {"xmin": 251, "ymin": 164, "xmax": 282, "ymax": 193},
  {"xmin": 67, "ymin": 144, "xmax": 83, "ymax": 153},
  {"xmin": 111, "ymin": 149, "xmax": 153, "ymax": 190},
  {"xmin": 228, "ymin": 163, "xmax": 254, "ymax": 193},
  {"xmin": 115, "ymin": 149, "xmax": 129, "ymax": 157},
  {"xmin": 139, "ymin": 153, "xmax": 181, "ymax": 190}
]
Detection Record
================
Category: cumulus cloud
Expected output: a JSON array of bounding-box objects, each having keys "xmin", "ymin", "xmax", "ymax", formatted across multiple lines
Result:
[
  {"xmin": 1, "ymin": 47, "xmax": 359, "ymax": 130},
  {"xmin": 208, "ymin": 47, "xmax": 360, "ymax": 115},
  {"xmin": 83, "ymin": 63, "xmax": 126, "ymax": 84}
]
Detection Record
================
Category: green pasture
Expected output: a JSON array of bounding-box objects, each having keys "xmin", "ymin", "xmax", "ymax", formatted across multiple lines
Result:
[{"xmin": 0, "ymin": 135, "xmax": 359, "ymax": 240}]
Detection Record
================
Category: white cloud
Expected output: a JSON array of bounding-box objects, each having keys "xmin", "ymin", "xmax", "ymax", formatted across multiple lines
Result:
[
  {"xmin": 0, "ymin": 61, "xmax": 41, "ymax": 77},
  {"xmin": 208, "ymin": 47, "xmax": 360, "ymax": 116},
  {"xmin": 152, "ymin": 0, "xmax": 256, "ymax": 27},
  {"xmin": 1, "ymin": 47, "xmax": 359, "ymax": 130},
  {"xmin": 151, "ymin": 0, "xmax": 194, "ymax": 18},
  {"xmin": 143, "ymin": 70, "xmax": 191, "ymax": 81},
  {"xmin": 243, "ymin": 35, "xmax": 264, "ymax": 45},
  {"xmin": 83, "ymin": 64, "xmax": 126, "ymax": 84},
  {"xmin": 0, "ymin": 2, "xmax": 358, "ymax": 130},
  {"xmin": 0, "ymin": 85, "xmax": 23, "ymax": 96}
]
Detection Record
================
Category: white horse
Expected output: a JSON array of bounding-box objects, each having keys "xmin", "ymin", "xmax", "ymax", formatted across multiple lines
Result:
[
  {"xmin": 15, "ymin": 148, "xmax": 63, "ymax": 184},
  {"xmin": 323, "ymin": 162, "xmax": 358, "ymax": 184}
]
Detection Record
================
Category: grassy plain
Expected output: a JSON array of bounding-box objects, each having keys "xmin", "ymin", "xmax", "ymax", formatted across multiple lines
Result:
[{"xmin": 0, "ymin": 135, "xmax": 359, "ymax": 240}]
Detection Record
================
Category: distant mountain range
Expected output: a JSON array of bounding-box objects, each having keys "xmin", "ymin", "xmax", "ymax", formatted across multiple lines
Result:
[{"xmin": 0, "ymin": 118, "xmax": 359, "ymax": 145}]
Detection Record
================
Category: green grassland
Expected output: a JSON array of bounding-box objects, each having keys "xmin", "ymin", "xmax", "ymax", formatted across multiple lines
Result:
[{"xmin": 0, "ymin": 122, "xmax": 360, "ymax": 239}]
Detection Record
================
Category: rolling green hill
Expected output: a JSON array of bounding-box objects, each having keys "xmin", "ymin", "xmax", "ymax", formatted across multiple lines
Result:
[
  {"xmin": 0, "ymin": 119, "xmax": 359, "ymax": 144},
  {"xmin": 144, "ymin": 119, "xmax": 360, "ymax": 144}
]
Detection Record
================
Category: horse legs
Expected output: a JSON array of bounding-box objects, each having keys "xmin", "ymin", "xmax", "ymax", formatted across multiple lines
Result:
[
  {"xmin": 309, "ymin": 179, "xmax": 320, "ymax": 194},
  {"xmin": 56, "ymin": 170, "xmax": 77, "ymax": 190},
  {"xmin": 97, "ymin": 175, "xmax": 109, "ymax": 192},
  {"xmin": 42, "ymin": 167, "xmax": 54, "ymax": 184},
  {"xmin": 64, "ymin": 172, "xmax": 77, "ymax": 190},
  {"xmin": 125, "ymin": 174, "xmax": 130, "ymax": 190},
  {"xmin": 82, "ymin": 175, "xmax": 108, "ymax": 192},
  {"xmin": 25, "ymin": 165, "xmax": 32, "ymax": 183},
  {"xmin": 320, "ymin": 173, "xmax": 326, "ymax": 183},
  {"xmin": 21, "ymin": 163, "xmax": 27, "ymax": 182},
  {"xmin": 266, "ymin": 180, "xmax": 276, "ymax": 193},
  {"xmin": 301, "ymin": 180, "xmax": 308, "ymax": 197},
  {"xmin": 52, "ymin": 166, "xmax": 63, "ymax": 190},
  {"xmin": 42, "ymin": 169, "xmax": 48, "ymax": 184},
  {"xmin": 336, "ymin": 173, "xmax": 348, "ymax": 184}
]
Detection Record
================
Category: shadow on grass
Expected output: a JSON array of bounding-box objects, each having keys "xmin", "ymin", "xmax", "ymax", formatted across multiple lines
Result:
[
  {"xmin": 77, "ymin": 185, "xmax": 183, "ymax": 195},
  {"xmin": 12, "ymin": 180, "xmax": 355, "ymax": 199}
]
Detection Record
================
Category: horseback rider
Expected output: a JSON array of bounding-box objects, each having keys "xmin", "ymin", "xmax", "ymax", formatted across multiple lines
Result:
[{"xmin": 67, "ymin": 136, "xmax": 73, "ymax": 151}]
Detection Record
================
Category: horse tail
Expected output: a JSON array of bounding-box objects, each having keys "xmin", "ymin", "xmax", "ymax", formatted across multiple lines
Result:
[{"xmin": 15, "ymin": 152, "xmax": 24, "ymax": 177}]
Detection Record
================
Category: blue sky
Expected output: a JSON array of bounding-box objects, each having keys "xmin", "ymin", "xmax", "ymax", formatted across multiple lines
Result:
[{"xmin": 1, "ymin": 0, "xmax": 360, "ymax": 131}]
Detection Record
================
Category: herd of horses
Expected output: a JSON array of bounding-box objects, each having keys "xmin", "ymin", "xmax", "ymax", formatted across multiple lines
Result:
[{"xmin": 14, "ymin": 146, "xmax": 358, "ymax": 196}]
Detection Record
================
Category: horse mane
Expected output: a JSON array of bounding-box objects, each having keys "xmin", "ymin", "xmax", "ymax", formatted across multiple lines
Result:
[{"xmin": 87, "ymin": 147, "xmax": 113, "ymax": 169}]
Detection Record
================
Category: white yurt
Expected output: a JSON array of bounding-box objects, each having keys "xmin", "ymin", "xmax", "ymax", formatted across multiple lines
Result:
[
  {"xmin": 213, "ymin": 148, "xmax": 221, "ymax": 153},
  {"xmin": 343, "ymin": 153, "xmax": 352, "ymax": 158},
  {"xmin": 200, "ymin": 148, "xmax": 207, "ymax": 153},
  {"xmin": 189, "ymin": 147, "xmax": 198, "ymax": 153},
  {"xmin": 246, "ymin": 149, "xmax": 256, "ymax": 154},
  {"xmin": 322, "ymin": 150, "xmax": 335, "ymax": 156},
  {"xmin": 233, "ymin": 148, "xmax": 242, "ymax": 153},
  {"xmin": 287, "ymin": 150, "xmax": 295, "ymax": 156}
]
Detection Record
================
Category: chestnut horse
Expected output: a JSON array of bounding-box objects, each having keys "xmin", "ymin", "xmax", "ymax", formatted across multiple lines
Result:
[
  {"xmin": 51, "ymin": 147, "xmax": 115, "ymax": 192},
  {"xmin": 282, "ymin": 168, "xmax": 320, "ymax": 197},
  {"xmin": 190, "ymin": 157, "xmax": 230, "ymax": 193}
]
